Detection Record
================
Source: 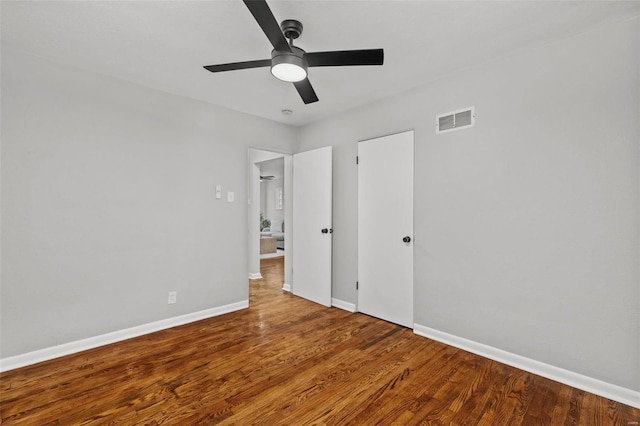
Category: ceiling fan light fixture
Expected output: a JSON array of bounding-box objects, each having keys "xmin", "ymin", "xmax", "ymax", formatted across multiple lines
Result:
[{"xmin": 271, "ymin": 51, "xmax": 308, "ymax": 82}]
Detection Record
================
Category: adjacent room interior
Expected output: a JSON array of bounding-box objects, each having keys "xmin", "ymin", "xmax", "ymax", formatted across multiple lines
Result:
[{"xmin": 258, "ymin": 157, "xmax": 285, "ymax": 259}]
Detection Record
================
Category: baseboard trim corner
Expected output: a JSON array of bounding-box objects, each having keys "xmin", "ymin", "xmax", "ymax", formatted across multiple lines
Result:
[
  {"xmin": 413, "ymin": 323, "xmax": 640, "ymax": 409},
  {"xmin": 282, "ymin": 283, "xmax": 291, "ymax": 292},
  {"xmin": 248, "ymin": 273, "xmax": 262, "ymax": 280},
  {"xmin": 331, "ymin": 298, "xmax": 356, "ymax": 313},
  {"xmin": 0, "ymin": 300, "xmax": 249, "ymax": 373}
]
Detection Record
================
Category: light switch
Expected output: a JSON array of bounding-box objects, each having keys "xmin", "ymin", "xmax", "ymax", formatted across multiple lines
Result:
[
  {"xmin": 215, "ymin": 185, "xmax": 222, "ymax": 199},
  {"xmin": 227, "ymin": 191, "xmax": 234, "ymax": 202}
]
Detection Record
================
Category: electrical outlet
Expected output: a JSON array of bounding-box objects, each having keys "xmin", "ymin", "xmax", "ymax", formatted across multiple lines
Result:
[{"xmin": 168, "ymin": 291, "xmax": 177, "ymax": 304}]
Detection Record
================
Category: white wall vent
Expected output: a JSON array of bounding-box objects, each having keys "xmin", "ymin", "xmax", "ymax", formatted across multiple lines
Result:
[{"xmin": 436, "ymin": 106, "xmax": 475, "ymax": 134}]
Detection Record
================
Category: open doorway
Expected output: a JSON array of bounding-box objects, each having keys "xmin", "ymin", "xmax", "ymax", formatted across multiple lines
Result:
[
  {"xmin": 258, "ymin": 158, "xmax": 285, "ymax": 260},
  {"xmin": 247, "ymin": 148, "xmax": 292, "ymax": 292}
]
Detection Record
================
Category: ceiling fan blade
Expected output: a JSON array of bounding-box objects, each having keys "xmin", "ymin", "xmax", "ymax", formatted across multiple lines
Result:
[
  {"xmin": 243, "ymin": 0, "xmax": 291, "ymax": 53},
  {"xmin": 293, "ymin": 78, "xmax": 319, "ymax": 104},
  {"xmin": 204, "ymin": 59, "xmax": 271, "ymax": 73},
  {"xmin": 306, "ymin": 49, "xmax": 384, "ymax": 67}
]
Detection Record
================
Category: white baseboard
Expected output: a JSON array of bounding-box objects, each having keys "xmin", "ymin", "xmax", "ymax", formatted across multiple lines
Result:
[
  {"xmin": 332, "ymin": 298, "xmax": 356, "ymax": 313},
  {"xmin": 413, "ymin": 323, "xmax": 640, "ymax": 409},
  {"xmin": 0, "ymin": 300, "xmax": 249, "ymax": 372},
  {"xmin": 282, "ymin": 283, "xmax": 291, "ymax": 292},
  {"xmin": 248, "ymin": 273, "xmax": 262, "ymax": 280}
]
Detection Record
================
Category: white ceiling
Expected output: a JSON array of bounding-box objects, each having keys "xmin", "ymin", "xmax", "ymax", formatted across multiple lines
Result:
[
  {"xmin": 259, "ymin": 157, "xmax": 284, "ymax": 179},
  {"xmin": 2, "ymin": 1, "xmax": 638, "ymax": 127}
]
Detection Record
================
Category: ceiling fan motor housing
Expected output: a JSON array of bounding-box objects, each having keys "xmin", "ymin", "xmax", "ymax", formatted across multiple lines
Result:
[{"xmin": 271, "ymin": 46, "xmax": 307, "ymax": 64}]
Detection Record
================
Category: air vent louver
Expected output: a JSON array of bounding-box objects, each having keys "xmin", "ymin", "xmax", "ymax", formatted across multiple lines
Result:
[{"xmin": 436, "ymin": 106, "xmax": 475, "ymax": 134}]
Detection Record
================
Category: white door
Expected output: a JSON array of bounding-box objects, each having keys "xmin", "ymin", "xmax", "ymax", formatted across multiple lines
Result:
[
  {"xmin": 293, "ymin": 146, "xmax": 333, "ymax": 306},
  {"xmin": 358, "ymin": 131, "xmax": 414, "ymax": 327}
]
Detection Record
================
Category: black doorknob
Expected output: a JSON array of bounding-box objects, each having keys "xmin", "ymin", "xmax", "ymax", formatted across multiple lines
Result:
[
  {"xmin": 403, "ymin": 236, "xmax": 411, "ymax": 243},
  {"xmin": 321, "ymin": 228, "xmax": 329, "ymax": 234}
]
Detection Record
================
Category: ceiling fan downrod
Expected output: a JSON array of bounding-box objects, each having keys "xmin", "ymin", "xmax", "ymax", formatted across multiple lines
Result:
[{"xmin": 280, "ymin": 19, "xmax": 303, "ymax": 44}]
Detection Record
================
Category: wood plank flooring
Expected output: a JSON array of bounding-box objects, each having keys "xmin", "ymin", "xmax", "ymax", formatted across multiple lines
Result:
[{"xmin": 1, "ymin": 257, "xmax": 639, "ymax": 425}]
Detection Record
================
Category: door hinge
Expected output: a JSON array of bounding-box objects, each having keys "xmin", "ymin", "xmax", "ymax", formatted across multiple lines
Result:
[
  {"xmin": 356, "ymin": 156, "xmax": 359, "ymax": 165},
  {"xmin": 356, "ymin": 281, "xmax": 359, "ymax": 290}
]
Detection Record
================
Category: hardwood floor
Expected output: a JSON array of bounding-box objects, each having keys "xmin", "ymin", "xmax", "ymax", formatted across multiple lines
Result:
[{"xmin": 1, "ymin": 256, "xmax": 639, "ymax": 425}]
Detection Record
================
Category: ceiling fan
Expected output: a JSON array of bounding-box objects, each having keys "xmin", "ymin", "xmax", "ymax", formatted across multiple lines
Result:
[{"xmin": 203, "ymin": 0, "xmax": 384, "ymax": 104}]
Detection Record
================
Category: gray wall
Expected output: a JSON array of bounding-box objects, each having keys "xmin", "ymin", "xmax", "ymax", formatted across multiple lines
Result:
[
  {"xmin": 299, "ymin": 19, "xmax": 639, "ymax": 390},
  {"xmin": 1, "ymin": 49, "xmax": 297, "ymax": 357}
]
